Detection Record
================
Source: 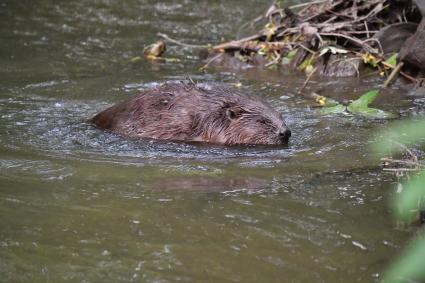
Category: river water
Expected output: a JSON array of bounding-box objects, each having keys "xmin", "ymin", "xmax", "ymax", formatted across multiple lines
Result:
[{"xmin": 1, "ymin": 0, "xmax": 425, "ymax": 282}]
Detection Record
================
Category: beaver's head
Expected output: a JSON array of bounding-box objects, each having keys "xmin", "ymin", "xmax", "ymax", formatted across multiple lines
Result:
[
  {"xmin": 195, "ymin": 94, "xmax": 291, "ymax": 146},
  {"xmin": 224, "ymin": 105, "xmax": 290, "ymax": 145}
]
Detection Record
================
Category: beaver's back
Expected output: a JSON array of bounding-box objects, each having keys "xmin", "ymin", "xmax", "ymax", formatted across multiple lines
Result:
[{"xmin": 92, "ymin": 83, "xmax": 228, "ymax": 140}]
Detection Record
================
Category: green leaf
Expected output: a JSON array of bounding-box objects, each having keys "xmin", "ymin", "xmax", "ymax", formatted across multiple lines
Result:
[
  {"xmin": 347, "ymin": 90, "xmax": 395, "ymax": 119},
  {"xmin": 348, "ymin": 89, "xmax": 379, "ymax": 110},
  {"xmin": 394, "ymin": 170, "xmax": 425, "ymax": 222},
  {"xmin": 321, "ymin": 90, "xmax": 394, "ymax": 118},
  {"xmin": 282, "ymin": 49, "xmax": 298, "ymax": 64},
  {"xmin": 287, "ymin": 49, "xmax": 298, "ymax": 58},
  {"xmin": 298, "ymin": 56, "xmax": 314, "ymax": 71},
  {"xmin": 373, "ymin": 119, "xmax": 425, "ymax": 155},
  {"xmin": 276, "ymin": 0, "xmax": 285, "ymax": 6},
  {"xmin": 383, "ymin": 234, "xmax": 425, "ymax": 283},
  {"xmin": 320, "ymin": 104, "xmax": 346, "ymax": 115},
  {"xmin": 385, "ymin": 53, "xmax": 398, "ymax": 68}
]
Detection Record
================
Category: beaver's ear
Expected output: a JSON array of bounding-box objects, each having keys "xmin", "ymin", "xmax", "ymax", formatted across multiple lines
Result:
[{"xmin": 226, "ymin": 106, "xmax": 244, "ymax": 120}]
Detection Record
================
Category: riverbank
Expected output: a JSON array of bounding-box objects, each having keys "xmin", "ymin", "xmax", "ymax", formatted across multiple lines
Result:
[{"xmin": 199, "ymin": 0, "xmax": 424, "ymax": 88}]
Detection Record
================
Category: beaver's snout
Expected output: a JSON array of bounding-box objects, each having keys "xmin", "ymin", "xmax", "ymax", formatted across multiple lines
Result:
[{"xmin": 279, "ymin": 128, "xmax": 291, "ymax": 144}]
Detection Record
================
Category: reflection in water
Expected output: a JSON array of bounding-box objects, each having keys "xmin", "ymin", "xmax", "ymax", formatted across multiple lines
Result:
[
  {"xmin": 152, "ymin": 176, "xmax": 270, "ymax": 192},
  {"xmin": 0, "ymin": 0, "xmax": 423, "ymax": 282}
]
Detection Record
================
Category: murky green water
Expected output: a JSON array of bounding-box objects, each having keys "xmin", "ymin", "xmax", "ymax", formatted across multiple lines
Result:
[{"xmin": 1, "ymin": 0, "xmax": 425, "ymax": 282}]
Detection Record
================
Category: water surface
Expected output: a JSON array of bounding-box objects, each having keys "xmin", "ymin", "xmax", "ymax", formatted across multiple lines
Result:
[{"xmin": 1, "ymin": 0, "xmax": 424, "ymax": 282}]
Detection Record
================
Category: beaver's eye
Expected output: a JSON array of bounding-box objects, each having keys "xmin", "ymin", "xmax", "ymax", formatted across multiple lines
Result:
[
  {"xmin": 258, "ymin": 118, "xmax": 269, "ymax": 125},
  {"xmin": 226, "ymin": 107, "xmax": 245, "ymax": 120},
  {"xmin": 227, "ymin": 109, "xmax": 237, "ymax": 119}
]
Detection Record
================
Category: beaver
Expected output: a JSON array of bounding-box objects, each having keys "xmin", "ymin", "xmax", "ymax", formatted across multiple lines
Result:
[{"xmin": 91, "ymin": 82, "xmax": 291, "ymax": 145}]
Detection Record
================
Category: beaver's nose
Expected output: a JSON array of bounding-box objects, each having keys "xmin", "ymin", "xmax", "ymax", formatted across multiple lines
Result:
[{"xmin": 279, "ymin": 128, "xmax": 291, "ymax": 143}]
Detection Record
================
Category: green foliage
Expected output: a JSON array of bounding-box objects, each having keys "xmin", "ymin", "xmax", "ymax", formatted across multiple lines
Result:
[
  {"xmin": 385, "ymin": 53, "xmax": 398, "ymax": 68},
  {"xmin": 286, "ymin": 48, "xmax": 298, "ymax": 60},
  {"xmin": 395, "ymin": 171, "xmax": 425, "ymax": 221},
  {"xmin": 373, "ymin": 120, "xmax": 425, "ymax": 156},
  {"xmin": 276, "ymin": 0, "xmax": 285, "ymax": 6},
  {"xmin": 374, "ymin": 118, "xmax": 425, "ymax": 283},
  {"xmin": 320, "ymin": 104, "xmax": 346, "ymax": 115},
  {"xmin": 348, "ymin": 89, "xmax": 379, "ymax": 109},
  {"xmin": 347, "ymin": 90, "xmax": 395, "ymax": 119},
  {"xmin": 298, "ymin": 55, "xmax": 314, "ymax": 71},
  {"xmin": 320, "ymin": 90, "xmax": 395, "ymax": 118},
  {"xmin": 282, "ymin": 49, "xmax": 298, "ymax": 65},
  {"xmin": 384, "ymin": 235, "xmax": 425, "ymax": 283}
]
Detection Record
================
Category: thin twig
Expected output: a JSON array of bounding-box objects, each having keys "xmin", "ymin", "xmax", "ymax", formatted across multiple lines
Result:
[
  {"xmin": 381, "ymin": 158, "xmax": 424, "ymax": 168},
  {"xmin": 319, "ymin": 32, "xmax": 378, "ymax": 53},
  {"xmin": 399, "ymin": 70, "xmax": 418, "ymax": 84},
  {"xmin": 364, "ymin": 21, "xmax": 370, "ymax": 38},
  {"xmin": 289, "ymin": 0, "xmax": 330, "ymax": 10},
  {"xmin": 298, "ymin": 67, "xmax": 318, "ymax": 94},
  {"xmin": 381, "ymin": 61, "xmax": 418, "ymax": 83},
  {"xmin": 362, "ymin": 38, "xmax": 384, "ymax": 55},
  {"xmin": 346, "ymin": 30, "xmax": 379, "ymax": 35},
  {"xmin": 384, "ymin": 62, "xmax": 405, "ymax": 87},
  {"xmin": 347, "ymin": 60, "xmax": 360, "ymax": 77},
  {"xmin": 302, "ymin": 0, "xmax": 345, "ymax": 22},
  {"xmin": 391, "ymin": 140, "xmax": 418, "ymax": 162},
  {"xmin": 298, "ymin": 43, "xmax": 316, "ymax": 54},
  {"xmin": 157, "ymin": 33, "xmax": 209, "ymax": 49},
  {"xmin": 265, "ymin": 51, "xmax": 282, "ymax": 67},
  {"xmin": 199, "ymin": 53, "xmax": 224, "ymax": 71},
  {"xmin": 213, "ymin": 34, "xmax": 262, "ymax": 51},
  {"xmin": 383, "ymin": 168, "xmax": 419, "ymax": 172}
]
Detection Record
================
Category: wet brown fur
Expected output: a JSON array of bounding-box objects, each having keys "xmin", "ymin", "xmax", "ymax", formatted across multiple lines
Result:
[{"xmin": 91, "ymin": 82, "xmax": 290, "ymax": 145}]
